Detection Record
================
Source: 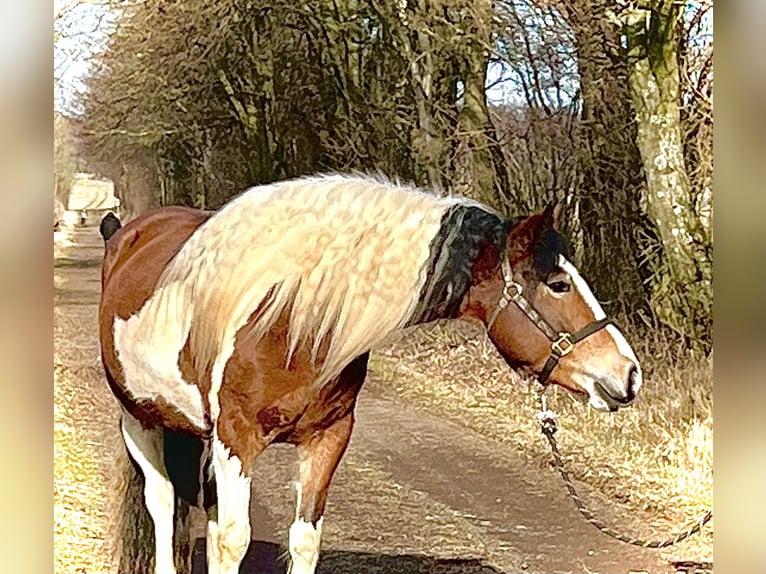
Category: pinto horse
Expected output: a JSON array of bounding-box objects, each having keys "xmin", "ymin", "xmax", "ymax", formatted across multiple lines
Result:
[{"xmin": 98, "ymin": 174, "xmax": 642, "ymax": 574}]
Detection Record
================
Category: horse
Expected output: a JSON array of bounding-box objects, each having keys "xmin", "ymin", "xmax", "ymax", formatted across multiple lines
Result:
[{"xmin": 98, "ymin": 173, "xmax": 642, "ymax": 574}]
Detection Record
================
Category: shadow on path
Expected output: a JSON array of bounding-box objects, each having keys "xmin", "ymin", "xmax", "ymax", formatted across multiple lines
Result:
[{"xmin": 191, "ymin": 539, "xmax": 505, "ymax": 574}]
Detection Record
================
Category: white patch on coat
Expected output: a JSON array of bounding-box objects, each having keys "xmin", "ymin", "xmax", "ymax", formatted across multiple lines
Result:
[
  {"xmin": 206, "ymin": 436, "xmax": 251, "ymax": 574},
  {"xmin": 557, "ymin": 256, "xmax": 607, "ymax": 321},
  {"xmin": 557, "ymin": 256, "xmax": 642, "ymax": 402},
  {"xmin": 155, "ymin": 174, "xmax": 466, "ymax": 419},
  {"xmin": 113, "ymin": 279, "xmax": 208, "ymax": 429},
  {"xmin": 120, "ymin": 412, "xmax": 177, "ymax": 574}
]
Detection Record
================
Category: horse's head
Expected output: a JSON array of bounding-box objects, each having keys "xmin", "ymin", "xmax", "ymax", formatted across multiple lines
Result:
[{"xmin": 461, "ymin": 205, "xmax": 642, "ymax": 412}]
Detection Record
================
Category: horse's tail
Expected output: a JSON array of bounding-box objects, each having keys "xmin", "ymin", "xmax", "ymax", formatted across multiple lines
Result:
[
  {"xmin": 110, "ymin": 427, "xmax": 203, "ymax": 574},
  {"xmin": 110, "ymin": 438, "xmax": 156, "ymax": 574},
  {"xmin": 163, "ymin": 428, "xmax": 214, "ymax": 574},
  {"xmin": 99, "ymin": 212, "xmax": 122, "ymax": 243}
]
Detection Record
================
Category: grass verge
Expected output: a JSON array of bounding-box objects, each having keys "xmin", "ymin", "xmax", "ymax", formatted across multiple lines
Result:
[
  {"xmin": 368, "ymin": 320, "xmax": 713, "ymax": 563},
  {"xmin": 54, "ymin": 363, "xmax": 111, "ymax": 574}
]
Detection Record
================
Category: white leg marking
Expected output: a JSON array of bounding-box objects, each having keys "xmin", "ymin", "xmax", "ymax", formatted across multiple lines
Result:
[
  {"xmin": 121, "ymin": 413, "xmax": 176, "ymax": 574},
  {"xmin": 288, "ymin": 517, "xmax": 323, "ymax": 574},
  {"xmin": 206, "ymin": 435, "xmax": 251, "ymax": 574},
  {"xmin": 289, "ymin": 483, "xmax": 323, "ymax": 574}
]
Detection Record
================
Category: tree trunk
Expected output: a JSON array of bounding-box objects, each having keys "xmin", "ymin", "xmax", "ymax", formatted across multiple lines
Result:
[
  {"xmin": 623, "ymin": 1, "xmax": 712, "ymax": 347},
  {"xmin": 556, "ymin": 0, "xmax": 651, "ymax": 321},
  {"xmin": 403, "ymin": 0, "xmax": 446, "ymax": 192},
  {"xmin": 452, "ymin": 0, "xmax": 508, "ymax": 210},
  {"xmin": 118, "ymin": 149, "xmax": 160, "ymax": 221}
]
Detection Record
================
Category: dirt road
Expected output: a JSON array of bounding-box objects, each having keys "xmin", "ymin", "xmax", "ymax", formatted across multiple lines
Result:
[{"xmin": 54, "ymin": 225, "xmax": 676, "ymax": 574}]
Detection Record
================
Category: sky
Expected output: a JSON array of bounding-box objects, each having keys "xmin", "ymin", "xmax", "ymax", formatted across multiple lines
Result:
[
  {"xmin": 52, "ymin": 0, "xmax": 534, "ymax": 114},
  {"xmin": 54, "ymin": 0, "xmax": 115, "ymax": 114}
]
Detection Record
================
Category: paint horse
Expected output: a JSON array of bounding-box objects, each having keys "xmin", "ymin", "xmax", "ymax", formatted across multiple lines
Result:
[{"xmin": 98, "ymin": 174, "xmax": 642, "ymax": 574}]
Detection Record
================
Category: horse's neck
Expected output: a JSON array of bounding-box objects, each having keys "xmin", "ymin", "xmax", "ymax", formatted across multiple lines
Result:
[{"xmin": 407, "ymin": 207, "xmax": 508, "ymax": 327}]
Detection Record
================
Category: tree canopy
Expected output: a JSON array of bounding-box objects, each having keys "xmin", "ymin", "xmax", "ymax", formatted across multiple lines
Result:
[{"xmin": 73, "ymin": 0, "xmax": 713, "ymax": 350}]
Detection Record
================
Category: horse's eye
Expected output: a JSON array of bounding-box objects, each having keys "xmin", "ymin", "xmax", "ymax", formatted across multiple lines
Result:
[{"xmin": 548, "ymin": 280, "xmax": 570, "ymax": 294}]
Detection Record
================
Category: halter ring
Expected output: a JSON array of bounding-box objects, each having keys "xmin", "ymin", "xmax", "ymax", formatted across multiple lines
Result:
[
  {"xmin": 503, "ymin": 280, "xmax": 523, "ymax": 301},
  {"xmin": 486, "ymin": 260, "xmax": 524, "ymax": 332},
  {"xmin": 551, "ymin": 333, "xmax": 574, "ymax": 357}
]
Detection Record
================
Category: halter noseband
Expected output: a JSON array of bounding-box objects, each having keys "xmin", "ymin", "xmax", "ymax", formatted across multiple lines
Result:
[{"xmin": 486, "ymin": 258, "xmax": 614, "ymax": 384}]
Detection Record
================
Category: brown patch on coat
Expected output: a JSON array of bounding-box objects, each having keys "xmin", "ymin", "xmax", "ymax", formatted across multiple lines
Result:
[{"xmin": 215, "ymin": 301, "xmax": 368, "ymax": 471}]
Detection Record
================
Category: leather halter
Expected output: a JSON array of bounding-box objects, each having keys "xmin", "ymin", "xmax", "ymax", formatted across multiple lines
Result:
[{"xmin": 486, "ymin": 258, "xmax": 614, "ymax": 384}]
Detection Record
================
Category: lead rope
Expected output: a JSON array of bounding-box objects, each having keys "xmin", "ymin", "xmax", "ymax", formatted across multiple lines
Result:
[{"xmin": 533, "ymin": 386, "xmax": 713, "ymax": 549}]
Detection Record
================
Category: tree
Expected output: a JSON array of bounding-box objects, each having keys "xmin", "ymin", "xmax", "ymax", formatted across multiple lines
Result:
[
  {"xmin": 550, "ymin": 0, "xmax": 652, "ymax": 321},
  {"xmin": 451, "ymin": 0, "xmax": 511, "ymax": 207},
  {"xmin": 616, "ymin": 0, "xmax": 712, "ymax": 348},
  {"xmin": 54, "ymin": 113, "xmax": 79, "ymax": 208},
  {"xmin": 78, "ymin": 0, "xmax": 712, "ymax": 348}
]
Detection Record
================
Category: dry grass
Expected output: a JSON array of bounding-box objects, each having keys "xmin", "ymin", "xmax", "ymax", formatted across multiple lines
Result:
[
  {"xmin": 369, "ymin": 320, "xmax": 713, "ymax": 563},
  {"xmin": 54, "ymin": 228, "xmax": 119, "ymax": 574},
  {"xmin": 54, "ymin": 362, "xmax": 111, "ymax": 574}
]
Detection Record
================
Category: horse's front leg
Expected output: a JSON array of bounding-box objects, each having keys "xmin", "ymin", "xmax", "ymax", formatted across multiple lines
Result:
[
  {"xmin": 206, "ymin": 431, "xmax": 252, "ymax": 574},
  {"xmin": 289, "ymin": 413, "xmax": 354, "ymax": 574}
]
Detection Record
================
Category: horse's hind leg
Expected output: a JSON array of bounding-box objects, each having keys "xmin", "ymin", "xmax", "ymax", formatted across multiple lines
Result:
[
  {"xmin": 163, "ymin": 429, "xmax": 209, "ymax": 574},
  {"xmin": 121, "ymin": 412, "xmax": 177, "ymax": 574},
  {"xmin": 289, "ymin": 413, "xmax": 355, "ymax": 574},
  {"xmin": 206, "ymin": 433, "xmax": 252, "ymax": 574}
]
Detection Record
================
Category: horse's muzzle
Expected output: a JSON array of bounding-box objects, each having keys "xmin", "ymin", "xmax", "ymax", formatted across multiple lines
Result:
[{"xmin": 594, "ymin": 364, "xmax": 640, "ymax": 410}]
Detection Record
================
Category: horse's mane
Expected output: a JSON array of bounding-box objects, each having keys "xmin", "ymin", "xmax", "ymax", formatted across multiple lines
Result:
[{"xmin": 156, "ymin": 174, "xmax": 493, "ymax": 404}]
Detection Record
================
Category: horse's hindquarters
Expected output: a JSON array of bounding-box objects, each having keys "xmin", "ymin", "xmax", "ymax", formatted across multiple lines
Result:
[{"xmin": 99, "ymin": 206, "xmax": 213, "ymax": 435}]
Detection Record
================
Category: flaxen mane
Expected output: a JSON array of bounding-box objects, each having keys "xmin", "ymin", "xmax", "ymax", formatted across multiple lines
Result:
[{"xmin": 116, "ymin": 174, "xmax": 509, "ymax": 419}]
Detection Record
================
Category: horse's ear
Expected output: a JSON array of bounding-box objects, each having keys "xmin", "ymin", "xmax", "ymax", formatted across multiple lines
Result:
[
  {"xmin": 552, "ymin": 202, "xmax": 564, "ymax": 229},
  {"xmin": 506, "ymin": 206, "xmax": 554, "ymax": 265}
]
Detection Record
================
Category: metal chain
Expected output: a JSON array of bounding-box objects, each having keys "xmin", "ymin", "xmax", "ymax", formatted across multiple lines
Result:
[{"xmin": 534, "ymin": 387, "xmax": 713, "ymax": 549}]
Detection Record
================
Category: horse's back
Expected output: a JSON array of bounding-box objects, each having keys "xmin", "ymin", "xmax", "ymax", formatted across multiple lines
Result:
[{"xmin": 101, "ymin": 206, "xmax": 211, "ymax": 293}]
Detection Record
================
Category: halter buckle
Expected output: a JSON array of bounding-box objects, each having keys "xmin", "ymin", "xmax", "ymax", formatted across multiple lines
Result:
[{"xmin": 551, "ymin": 333, "xmax": 574, "ymax": 357}]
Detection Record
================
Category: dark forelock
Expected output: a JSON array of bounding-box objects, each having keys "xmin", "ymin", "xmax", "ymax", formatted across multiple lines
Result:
[{"xmin": 509, "ymin": 216, "xmax": 570, "ymax": 278}]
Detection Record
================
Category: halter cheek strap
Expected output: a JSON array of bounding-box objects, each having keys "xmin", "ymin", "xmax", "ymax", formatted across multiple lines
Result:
[
  {"xmin": 486, "ymin": 259, "xmax": 523, "ymax": 331},
  {"xmin": 486, "ymin": 258, "xmax": 615, "ymax": 384}
]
